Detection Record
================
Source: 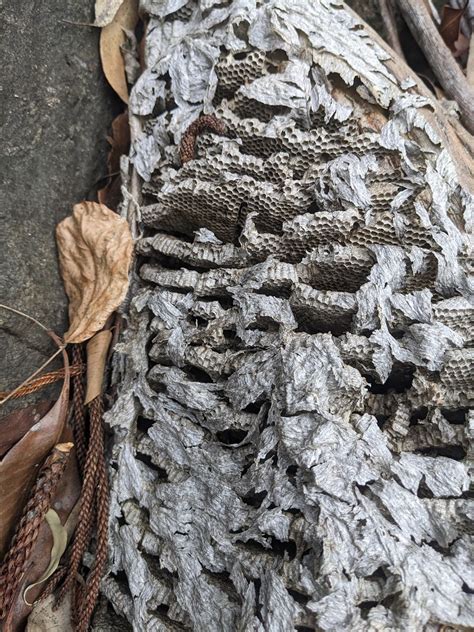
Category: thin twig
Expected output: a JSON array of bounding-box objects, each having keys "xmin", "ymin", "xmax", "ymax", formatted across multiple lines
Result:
[
  {"xmin": 395, "ymin": 0, "xmax": 474, "ymax": 134},
  {"xmin": 467, "ymin": 33, "xmax": 474, "ymax": 87},
  {"xmin": 0, "ymin": 364, "xmax": 84, "ymax": 401},
  {"xmin": 0, "ymin": 304, "xmax": 67, "ymax": 406},
  {"xmin": 0, "ymin": 348, "xmax": 66, "ymax": 406},
  {"xmin": 378, "ymin": 0, "xmax": 405, "ymax": 59},
  {"xmin": 0, "ymin": 304, "xmax": 50, "ymax": 333}
]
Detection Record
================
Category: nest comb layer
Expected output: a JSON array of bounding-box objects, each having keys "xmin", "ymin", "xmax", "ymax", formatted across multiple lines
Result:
[{"xmin": 102, "ymin": 1, "xmax": 474, "ymax": 631}]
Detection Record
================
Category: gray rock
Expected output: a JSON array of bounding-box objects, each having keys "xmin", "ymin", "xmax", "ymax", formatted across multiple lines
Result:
[{"xmin": 0, "ymin": 0, "xmax": 116, "ymax": 397}]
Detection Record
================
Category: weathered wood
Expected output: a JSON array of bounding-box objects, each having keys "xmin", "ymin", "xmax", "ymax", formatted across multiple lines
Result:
[
  {"xmin": 396, "ymin": 0, "xmax": 474, "ymax": 134},
  {"xmin": 378, "ymin": 0, "xmax": 405, "ymax": 58}
]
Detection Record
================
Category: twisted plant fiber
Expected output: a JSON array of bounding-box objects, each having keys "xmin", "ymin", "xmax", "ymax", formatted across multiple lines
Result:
[
  {"xmin": 0, "ymin": 364, "xmax": 84, "ymax": 401},
  {"xmin": 179, "ymin": 114, "xmax": 226, "ymax": 164},
  {"xmin": 72, "ymin": 345, "xmax": 87, "ymax": 474},
  {"xmin": 0, "ymin": 443, "xmax": 72, "ymax": 619},
  {"xmin": 37, "ymin": 565, "xmax": 67, "ymax": 603},
  {"xmin": 57, "ymin": 396, "xmax": 109, "ymax": 632},
  {"xmin": 75, "ymin": 397, "xmax": 109, "ymax": 632}
]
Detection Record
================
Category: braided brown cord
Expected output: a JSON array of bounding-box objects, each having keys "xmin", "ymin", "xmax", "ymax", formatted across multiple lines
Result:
[
  {"xmin": 0, "ymin": 443, "xmax": 72, "ymax": 619},
  {"xmin": 72, "ymin": 345, "xmax": 87, "ymax": 474},
  {"xmin": 75, "ymin": 397, "xmax": 109, "ymax": 632},
  {"xmin": 57, "ymin": 396, "xmax": 102, "ymax": 604},
  {"xmin": 56, "ymin": 395, "xmax": 109, "ymax": 631},
  {"xmin": 38, "ymin": 565, "xmax": 67, "ymax": 603},
  {"xmin": 0, "ymin": 364, "xmax": 84, "ymax": 401},
  {"xmin": 179, "ymin": 114, "xmax": 226, "ymax": 164}
]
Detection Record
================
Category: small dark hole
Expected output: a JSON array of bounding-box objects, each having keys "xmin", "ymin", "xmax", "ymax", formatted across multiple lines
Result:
[
  {"xmin": 180, "ymin": 365, "xmax": 214, "ymax": 383},
  {"xmin": 375, "ymin": 414, "xmax": 389, "ymax": 429},
  {"xmin": 417, "ymin": 446, "xmax": 466, "ymax": 461},
  {"xmin": 270, "ymin": 537, "xmax": 297, "ymax": 561},
  {"xmin": 242, "ymin": 402, "xmax": 263, "ymax": 414},
  {"xmin": 288, "ymin": 589, "xmax": 309, "ymax": 605},
  {"xmin": 409, "ymin": 406, "xmax": 428, "ymax": 425},
  {"xmin": 441, "ymin": 408, "xmax": 467, "ymax": 424},
  {"xmin": 117, "ymin": 514, "xmax": 127, "ymax": 527},
  {"xmin": 364, "ymin": 364, "xmax": 415, "ymax": 394},
  {"xmin": 135, "ymin": 452, "xmax": 169, "ymax": 480},
  {"xmin": 359, "ymin": 601, "xmax": 378, "ymax": 619},
  {"xmin": 242, "ymin": 489, "xmax": 267, "ymax": 508},
  {"xmin": 216, "ymin": 428, "xmax": 248, "ymax": 445},
  {"xmin": 286, "ymin": 464, "xmax": 298, "ymax": 486},
  {"xmin": 137, "ymin": 416, "xmax": 155, "ymax": 433},
  {"xmin": 416, "ymin": 481, "xmax": 434, "ymax": 499}
]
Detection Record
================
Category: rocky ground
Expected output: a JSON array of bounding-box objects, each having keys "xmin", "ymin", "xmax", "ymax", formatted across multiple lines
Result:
[{"xmin": 0, "ymin": 0, "xmax": 117, "ymax": 393}]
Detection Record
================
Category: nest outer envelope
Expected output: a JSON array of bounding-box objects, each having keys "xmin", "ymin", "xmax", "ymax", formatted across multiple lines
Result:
[{"xmin": 97, "ymin": 1, "xmax": 474, "ymax": 630}]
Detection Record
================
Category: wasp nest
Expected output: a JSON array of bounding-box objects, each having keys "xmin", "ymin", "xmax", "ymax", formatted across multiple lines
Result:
[{"xmin": 101, "ymin": 1, "xmax": 473, "ymax": 630}]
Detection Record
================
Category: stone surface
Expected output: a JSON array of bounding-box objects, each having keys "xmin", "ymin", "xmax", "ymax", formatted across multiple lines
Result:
[{"xmin": 0, "ymin": 0, "xmax": 117, "ymax": 394}]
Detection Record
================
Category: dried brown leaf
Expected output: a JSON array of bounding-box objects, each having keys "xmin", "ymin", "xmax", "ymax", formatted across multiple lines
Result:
[
  {"xmin": 0, "ymin": 401, "xmax": 52, "ymax": 459},
  {"xmin": 98, "ymin": 111, "xmax": 130, "ymax": 210},
  {"xmin": 100, "ymin": 0, "xmax": 139, "ymax": 103},
  {"xmin": 107, "ymin": 111, "xmax": 131, "ymax": 174},
  {"xmin": 0, "ymin": 350, "xmax": 69, "ymax": 558},
  {"xmin": 95, "ymin": 0, "xmax": 125, "ymax": 27},
  {"xmin": 23, "ymin": 509, "xmax": 68, "ymax": 606},
  {"xmin": 56, "ymin": 201, "xmax": 133, "ymax": 344},
  {"xmin": 453, "ymin": 32, "xmax": 470, "ymax": 57},
  {"xmin": 440, "ymin": 2, "xmax": 468, "ymax": 51},
  {"xmin": 84, "ymin": 330, "xmax": 113, "ymax": 404}
]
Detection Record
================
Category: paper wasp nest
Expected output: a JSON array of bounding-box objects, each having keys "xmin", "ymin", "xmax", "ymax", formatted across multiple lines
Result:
[{"xmin": 101, "ymin": 1, "xmax": 474, "ymax": 630}]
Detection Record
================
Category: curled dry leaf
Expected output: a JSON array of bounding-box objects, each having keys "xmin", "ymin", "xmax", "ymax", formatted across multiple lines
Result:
[
  {"xmin": 84, "ymin": 330, "xmax": 113, "ymax": 404},
  {"xmin": 94, "ymin": 0, "xmax": 125, "ymax": 27},
  {"xmin": 100, "ymin": 0, "xmax": 139, "ymax": 103},
  {"xmin": 23, "ymin": 509, "xmax": 68, "ymax": 606},
  {"xmin": 439, "ymin": 2, "xmax": 468, "ymax": 52},
  {"xmin": 0, "ymin": 349, "xmax": 69, "ymax": 558},
  {"xmin": 98, "ymin": 111, "xmax": 130, "ymax": 210},
  {"xmin": 56, "ymin": 201, "xmax": 133, "ymax": 344},
  {"xmin": 107, "ymin": 111, "xmax": 131, "ymax": 175}
]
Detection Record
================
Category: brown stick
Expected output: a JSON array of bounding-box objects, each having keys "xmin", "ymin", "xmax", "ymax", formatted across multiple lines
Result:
[
  {"xmin": 378, "ymin": 0, "xmax": 405, "ymax": 59},
  {"xmin": 467, "ymin": 33, "xmax": 474, "ymax": 88},
  {"xmin": 395, "ymin": 0, "xmax": 474, "ymax": 134}
]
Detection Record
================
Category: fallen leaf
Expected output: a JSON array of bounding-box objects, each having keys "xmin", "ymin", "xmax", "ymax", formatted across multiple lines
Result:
[
  {"xmin": 453, "ymin": 32, "xmax": 470, "ymax": 57},
  {"xmin": 95, "ymin": 0, "xmax": 125, "ymax": 27},
  {"xmin": 84, "ymin": 330, "xmax": 113, "ymax": 404},
  {"xmin": 23, "ymin": 509, "xmax": 68, "ymax": 606},
  {"xmin": 0, "ymin": 349, "xmax": 69, "ymax": 557},
  {"xmin": 440, "ymin": 2, "xmax": 468, "ymax": 52},
  {"xmin": 25, "ymin": 593, "xmax": 73, "ymax": 632},
  {"xmin": 98, "ymin": 175, "xmax": 123, "ymax": 210},
  {"xmin": 100, "ymin": 0, "xmax": 139, "ymax": 103},
  {"xmin": 0, "ymin": 401, "xmax": 52, "ymax": 459},
  {"xmin": 56, "ymin": 202, "xmax": 133, "ymax": 344},
  {"xmin": 98, "ymin": 111, "xmax": 130, "ymax": 210},
  {"xmin": 107, "ymin": 111, "xmax": 131, "ymax": 175}
]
